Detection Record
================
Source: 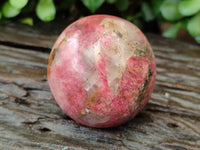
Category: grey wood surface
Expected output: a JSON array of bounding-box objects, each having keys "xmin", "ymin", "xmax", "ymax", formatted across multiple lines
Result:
[{"xmin": 0, "ymin": 22, "xmax": 200, "ymax": 150}]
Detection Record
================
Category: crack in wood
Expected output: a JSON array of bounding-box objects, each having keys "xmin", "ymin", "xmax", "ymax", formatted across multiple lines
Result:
[{"xmin": 0, "ymin": 41, "xmax": 51, "ymax": 53}]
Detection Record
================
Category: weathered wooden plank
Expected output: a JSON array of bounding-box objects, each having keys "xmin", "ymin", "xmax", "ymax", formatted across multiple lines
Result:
[
  {"xmin": 0, "ymin": 23, "xmax": 200, "ymax": 150},
  {"xmin": 0, "ymin": 23, "xmax": 57, "ymax": 49}
]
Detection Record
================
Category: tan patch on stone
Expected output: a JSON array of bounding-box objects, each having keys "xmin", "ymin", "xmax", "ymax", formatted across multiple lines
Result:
[
  {"xmin": 86, "ymin": 91, "xmax": 99, "ymax": 105},
  {"xmin": 48, "ymin": 48, "xmax": 58, "ymax": 78}
]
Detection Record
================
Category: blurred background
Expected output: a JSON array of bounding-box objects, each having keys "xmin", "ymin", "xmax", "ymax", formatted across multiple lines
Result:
[{"xmin": 0, "ymin": 0, "xmax": 200, "ymax": 44}]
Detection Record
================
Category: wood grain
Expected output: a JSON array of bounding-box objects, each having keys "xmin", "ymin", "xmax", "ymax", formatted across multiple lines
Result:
[{"xmin": 0, "ymin": 23, "xmax": 200, "ymax": 150}]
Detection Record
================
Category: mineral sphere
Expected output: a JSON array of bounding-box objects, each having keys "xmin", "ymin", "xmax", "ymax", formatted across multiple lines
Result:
[{"xmin": 48, "ymin": 15, "xmax": 156, "ymax": 128}]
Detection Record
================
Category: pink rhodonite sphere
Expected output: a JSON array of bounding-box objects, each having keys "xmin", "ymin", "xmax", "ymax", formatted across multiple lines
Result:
[{"xmin": 48, "ymin": 15, "xmax": 156, "ymax": 128}]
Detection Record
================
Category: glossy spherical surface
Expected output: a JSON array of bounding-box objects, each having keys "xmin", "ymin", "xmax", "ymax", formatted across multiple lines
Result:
[{"xmin": 48, "ymin": 15, "xmax": 156, "ymax": 128}]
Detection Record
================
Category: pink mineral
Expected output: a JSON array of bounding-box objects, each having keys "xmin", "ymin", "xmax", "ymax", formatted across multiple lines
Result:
[{"xmin": 48, "ymin": 15, "xmax": 156, "ymax": 128}]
